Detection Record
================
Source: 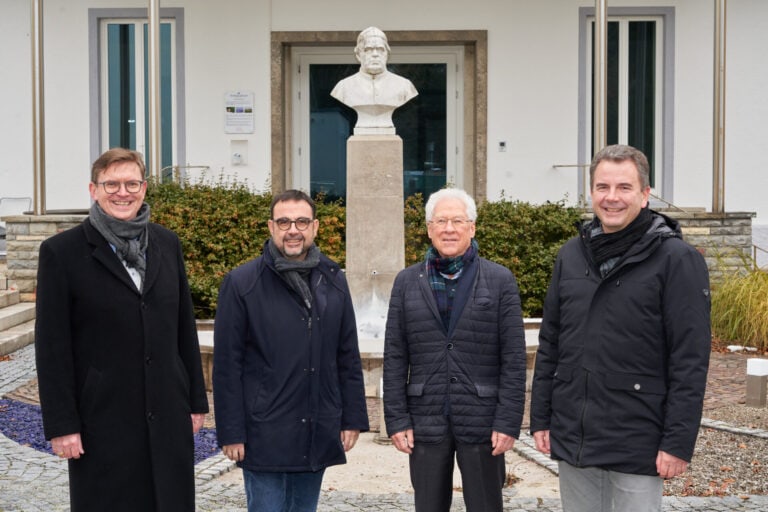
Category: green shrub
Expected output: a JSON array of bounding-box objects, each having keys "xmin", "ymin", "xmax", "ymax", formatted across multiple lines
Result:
[
  {"xmin": 476, "ymin": 196, "xmax": 581, "ymax": 316},
  {"xmin": 147, "ymin": 176, "xmax": 271, "ymax": 318},
  {"xmin": 711, "ymin": 268, "xmax": 768, "ymax": 351},
  {"xmin": 147, "ymin": 180, "xmax": 580, "ymax": 318}
]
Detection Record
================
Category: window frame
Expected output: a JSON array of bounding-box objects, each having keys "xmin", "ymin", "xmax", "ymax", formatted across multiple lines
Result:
[
  {"xmin": 271, "ymin": 30, "xmax": 488, "ymax": 201},
  {"xmin": 578, "ymin": 7, "xmax": 675, "ymax": 203},
  {"xmin": 88, "ymin": 8, "xmax": 187, "ymax": 172}
]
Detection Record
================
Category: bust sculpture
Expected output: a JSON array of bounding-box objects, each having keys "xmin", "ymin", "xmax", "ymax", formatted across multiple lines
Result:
[{"xmin": 331, "ymin": 27, "xmax": 418, "ymax": 135}]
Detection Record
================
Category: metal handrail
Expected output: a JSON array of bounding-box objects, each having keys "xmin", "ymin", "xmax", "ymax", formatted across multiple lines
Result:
[
  {"xmin": 158, "ymin": 165, "xmax": 211, "ymax": 185},
  {"xmin": 551, "ymin": 164, "xmax": 692, "ymax": 212},
  {"xmin": 753, "ymin": 244, "xmax": 768, "ymax": 271}
]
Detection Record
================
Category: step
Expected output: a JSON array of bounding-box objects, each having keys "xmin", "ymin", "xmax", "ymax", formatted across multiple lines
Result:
[
  {"xmin": 0, "ymin": 302, "xmax": 36, "ymax": 331},
  {"xmin": 0, "ymin": 318, "xmax": 35, "ymax": 356},
  {"xmin": 0, "ymin": 289, "xmax": 20, "ymax": 308}
]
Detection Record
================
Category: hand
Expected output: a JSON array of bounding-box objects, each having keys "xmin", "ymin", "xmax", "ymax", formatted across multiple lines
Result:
[
  {"xmin": 51, "ymin": 433, "xmax": 85, "ymax": 460},
  {"xmin": 222, "ymin": 443, "xmax": 245, "ymax": 462},
  {"xmin": 340, "ymin": 430, "xmax": 360, "ymax": 452},
  {"xmin": 533, "ymin": 430, "xmax": 551, "ymax": 454},
  {"xmin": 656, "ymin": 450, "xmax": 688, "ymax": 479},
  {"xmin": 390, "ymin": 429, "xmax": 414, "ymax": 454},
  {"xmin": 191, "ymin": 413, "xmax": 205, "ymax": 434},
  {"xmin": 491, "ymin": 431, "xmax": 516, "ymax": 456}
]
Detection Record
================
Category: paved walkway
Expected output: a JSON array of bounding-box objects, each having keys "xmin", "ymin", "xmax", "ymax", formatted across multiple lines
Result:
[{"xmin": 1, "ymin": 345, "xmax": 767, "ymax": 511}]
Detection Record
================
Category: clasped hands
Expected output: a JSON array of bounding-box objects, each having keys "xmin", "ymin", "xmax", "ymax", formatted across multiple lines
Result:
[{"xmin": 390, "ymin": 428, "xmax": 515, "ymax": 456}]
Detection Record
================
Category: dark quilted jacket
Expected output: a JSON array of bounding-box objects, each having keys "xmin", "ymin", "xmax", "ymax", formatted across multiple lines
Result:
[{"xmin": 383, "ymin": 256, "xmax": 527, "ymax": 444}]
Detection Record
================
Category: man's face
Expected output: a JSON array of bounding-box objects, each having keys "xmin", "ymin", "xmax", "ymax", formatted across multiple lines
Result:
[
  {"xmin": 268, "ymin": 199, "xmax": 319, "ymax": 261},
  {"xmin": 357, "ymin": 35, "xmax": 388, "ymax": 75},
  {"xmin": 591, "ymin": 159, "xmax": 650, "ymax": 233},
  {"xmin": 427, "ymin": 197, "xmax": 476, "ymax": 258},
  {"xmin": 88, "ymin": 161, "xmax": 147, "ymax": 221}
]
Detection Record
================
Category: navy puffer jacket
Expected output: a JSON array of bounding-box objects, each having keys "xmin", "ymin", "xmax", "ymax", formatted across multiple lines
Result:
[
  {"xmin": 530, "ymin": 212, "xmax": 711, "ymax": 475},
  {"xmin": 213, "ymin": 244, "xmax": 369, "ymax": 472},
  {"xmin": 383, "ymin": 256, "xmax": 527, "ymax": 444}
]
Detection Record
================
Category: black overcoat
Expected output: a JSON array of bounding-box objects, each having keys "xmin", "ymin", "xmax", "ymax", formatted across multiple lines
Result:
[
  {"xmin": 35, "ymin": 219, "xmax": 209, "ymax": 512},
  {"xmin": 530, "ymin": 212, "xmax": 711, "ymax": 476}
]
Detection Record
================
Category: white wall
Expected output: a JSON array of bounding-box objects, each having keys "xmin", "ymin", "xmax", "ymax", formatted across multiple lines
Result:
[
  {"xmin": 725, "ymin": 0, "xmax": 768, "ymax": 226},
  {"xmin": 1, "ymin": 0, "xmax": 34, "ymax": 206},
  {"xmin": 1, "ymin": 0, "xmax": 766, "ymax": 224}
]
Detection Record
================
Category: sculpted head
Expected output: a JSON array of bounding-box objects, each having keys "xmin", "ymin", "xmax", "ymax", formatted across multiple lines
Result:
[{"xmin": 355, "ymin": 27, "xmax": 391, "ymax": 75}]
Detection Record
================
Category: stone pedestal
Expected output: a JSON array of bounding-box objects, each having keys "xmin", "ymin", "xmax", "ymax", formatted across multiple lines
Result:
[{"xmin": 345, "ymin": 135, "xmax": 405, "ymax": 342}]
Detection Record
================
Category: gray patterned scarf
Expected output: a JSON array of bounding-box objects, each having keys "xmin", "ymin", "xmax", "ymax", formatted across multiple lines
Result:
[
  {"xmin": 267, "ymin": 239, "xmax": 321, "ymax": 310},
  {"xmin": 88, "ymin": 202, "xmax": 150, "ymax": 284}
]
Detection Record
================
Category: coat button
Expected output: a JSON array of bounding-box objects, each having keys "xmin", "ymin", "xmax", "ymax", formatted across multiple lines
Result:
[
  {"xmin": 447, "ymin": 343, "xmax": 454, "ymax": 350},
  {"xmin": 634, "ymin": 383, "xmax": 641, "ymax": 391},
  {"xmin": 450, "ymin": 376, "xmax": 458, "ymax": 383},
  {"xmin": 145, "ymin": 356, "xmax": 152, "ymax": 365},
  {"xmin": 147, "ymin": 412, "xmax": 155, "ymax": 421}
]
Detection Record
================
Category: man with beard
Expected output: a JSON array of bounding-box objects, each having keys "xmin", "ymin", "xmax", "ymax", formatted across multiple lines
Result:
[{"xmin": 213, "ymin": 189, "xmax": 369, "ymax": 512}]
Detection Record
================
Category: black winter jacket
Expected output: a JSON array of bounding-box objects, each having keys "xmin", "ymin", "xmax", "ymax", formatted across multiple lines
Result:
[
  {"xmin": 213, "ymin": 243, "xmax": 369, "ymax": 472},
  {"xmin": 530, "ymin": 212, "xmax": 711, "ymax": 476},
  {"xmin": 383, "ymin": 256, "xmax": 527, "ymax": 444}
]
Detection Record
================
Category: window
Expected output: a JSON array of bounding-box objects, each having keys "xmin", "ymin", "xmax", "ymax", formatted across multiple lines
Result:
[
  {"xmin": 291, "ymin": 46, "xmax": 463, "ymax": 202},
  {"xmin": 580, "ymin": 8, "xmax": 674, "ymax": 200},
  {"xmin": 89, "ymin": 9, "xmax": 185, "ymax": 179}
]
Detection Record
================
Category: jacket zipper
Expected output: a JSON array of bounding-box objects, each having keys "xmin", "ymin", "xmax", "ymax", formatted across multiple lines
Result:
[{"xmin": 576, "ymin": 370, "xmax": 589, "ymax": 465}]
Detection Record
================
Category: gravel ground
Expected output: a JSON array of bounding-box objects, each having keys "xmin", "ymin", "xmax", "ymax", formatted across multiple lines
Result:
[{"xmin": 663, "ymin": 405, "xmax": 768, "ymax": 497}]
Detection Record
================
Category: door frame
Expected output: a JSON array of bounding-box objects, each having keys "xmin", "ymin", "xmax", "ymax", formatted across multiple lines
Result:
[{"xmin": 271, "ymin": 30, "xmax": 487, "ymax": 201}]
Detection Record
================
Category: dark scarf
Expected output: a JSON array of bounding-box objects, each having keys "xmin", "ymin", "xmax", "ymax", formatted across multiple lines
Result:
[
  {"xmin": 88, "ymin": 202, "xmax": 150, "ymax": 284},
  {"xmin": 268, "ymin": 239, "xmax": 321, "ymax": 310},
  {"xmin": 586, "ymin": 206, "xmax": 653, "ymax": 276},
  {"xmin": 426, "ymin": 239, "xmax": 478, "ymax": 328}
]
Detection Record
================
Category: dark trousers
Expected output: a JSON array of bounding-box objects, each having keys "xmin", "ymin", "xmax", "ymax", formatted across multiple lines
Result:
[{"xmin": 409, "ymin": 434, "xmax": 505, "ymax": 512}]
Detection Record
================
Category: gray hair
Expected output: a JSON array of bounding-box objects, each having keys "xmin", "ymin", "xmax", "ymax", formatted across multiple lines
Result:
[
  {"xmin": 425, "ymin": 188, "xmax": 477, "ymax": 222},
  {"xmin": 589, "ymin": 144, "xmax": 651, "ymax": 189}
]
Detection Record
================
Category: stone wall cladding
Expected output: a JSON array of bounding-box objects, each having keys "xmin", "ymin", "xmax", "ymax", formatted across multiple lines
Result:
[{"xmin": 2, "ymin": 214, "xmax": 87, "ymax": 301}]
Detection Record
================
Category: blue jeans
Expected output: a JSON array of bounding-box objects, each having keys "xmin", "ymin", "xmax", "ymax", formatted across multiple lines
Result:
[{"xmin": 243, "ymin": 469, "xmax": 325, "ymax": 512}]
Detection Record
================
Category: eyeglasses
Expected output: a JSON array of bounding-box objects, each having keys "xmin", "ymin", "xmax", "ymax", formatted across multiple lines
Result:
[
  {"xmin": 273, "ymin": 217, "xmax": 313, "ymax": 231},
  {"xmin": 97, "ymin": 180, "xmax": 145, "ymax": 194},
  {"xmin": 429, "ymin": 217, "xmax": 473, "ymax": 228}
]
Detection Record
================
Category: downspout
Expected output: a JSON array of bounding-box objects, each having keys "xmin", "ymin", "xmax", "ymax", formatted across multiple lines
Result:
[
  {"xmin": 712, "ymin": 0, "xmax": 727, "ymax": 213},
  {"xmin": 30, "ymin": 0, "xmax": 46, "ymax": 214},
  {"xmin": 147, "ymin": 0, "xmax": 162, "ymax": 181},
  {"xmin": 593, "ymin": 0, "xmax": 608, "ymax": 155}
]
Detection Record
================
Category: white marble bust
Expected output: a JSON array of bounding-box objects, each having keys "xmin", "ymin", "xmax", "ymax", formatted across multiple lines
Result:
[{"xmin": 331, "ymin": 27, "xmax": 418, "ymax": 135}]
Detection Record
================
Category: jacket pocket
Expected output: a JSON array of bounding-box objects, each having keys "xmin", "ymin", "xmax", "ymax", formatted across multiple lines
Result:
[
  {"xmin": 604, "ymin": 372, "xmax": 667, "ymax": 395},
  {"xmin": 474, "ymin": 383, "xmax": 498, "ymax": 398},
  {"xmin": 406, "ymin": 382, "xmax": 425, "ymax": 397},
  {"xmin": 553, "ymin": 364, "xmax": 575, "ymax": 383}
]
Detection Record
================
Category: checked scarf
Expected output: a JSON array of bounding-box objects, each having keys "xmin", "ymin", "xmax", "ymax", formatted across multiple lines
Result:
[{"xmin": 426, "ymin": 239, "xmax": 478, "ymax": 328}]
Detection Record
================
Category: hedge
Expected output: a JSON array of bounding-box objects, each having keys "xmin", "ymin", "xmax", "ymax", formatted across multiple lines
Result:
[{"xmin": 146, "ymin": 179, "xmax": 581, "ymax": 318}]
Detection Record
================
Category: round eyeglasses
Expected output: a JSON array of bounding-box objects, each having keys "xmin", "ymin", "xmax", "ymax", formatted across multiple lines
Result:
[
  {"xmin": 97, "ymin": 180, "xmax": 145, "ymax": 194},
  {"xmin": 429, "ymin": 218, "xmax": 473, "ymax": 229},
  {"xmin": 273, "ymin": 217, "xmax": 313, "ymax": 231}
]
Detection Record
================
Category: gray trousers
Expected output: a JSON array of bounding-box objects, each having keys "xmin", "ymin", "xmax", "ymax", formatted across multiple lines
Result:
[{"xmin": 558, "ymin": 460, "xmax": 663, "ymax": 512}]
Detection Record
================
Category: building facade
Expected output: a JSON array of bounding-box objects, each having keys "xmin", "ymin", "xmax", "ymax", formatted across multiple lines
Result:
[{"xmin": 2, "ymin": 0, "xmax": 766, "ymax": 225}]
